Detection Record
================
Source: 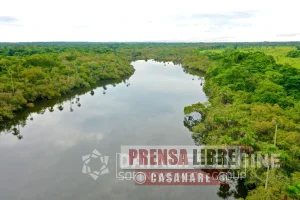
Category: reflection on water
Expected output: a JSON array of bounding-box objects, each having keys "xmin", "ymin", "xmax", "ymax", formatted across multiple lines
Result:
[
  {"xmin": 184, "ymin": 112, "xmax": 202, "ymax": 130},
  {"xmin": 0, "ymin": 78, "xmax": 132, "ymax": 140},
  {"xmin": 217, "ymin": 179, "xmax": 248, "ymax": 199},
  {"xmin": 0, "ymin": 60, "xmax": 244, "ymax": 200}
]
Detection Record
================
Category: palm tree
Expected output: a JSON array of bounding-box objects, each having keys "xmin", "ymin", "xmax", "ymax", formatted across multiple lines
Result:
[
  {"xmin": 16, "ymin": 64, "xmax": 21, "ymax": 80},
  {"xmin": 58, "ymin": 105, "xmax": 64, "ymax": 111},
  {"xmin": 272, "ymin": 119, "xmax": 278, "ymax": 146},
  {"xmin": 7, "ymin": 68, "xmax": 15, "ymax": 94},
  {"xmin": 58, "ymin": 101, "xmax": 64, "ymax": 111},
  {"xmin": 17, "ymin": 134, "xmax": 23, "ymax": 140},
  {"xmin": 1, "ymin": 61, "xmax": 15, "ymax": 94},
  {"xmin": 75, "ymin": 64, "xmax": 79, "ymax": 82},
  {"xmin": 48, "ymin": 107, "xmax": 54, "ymax": 112},
  {"xmin": 12, "ymin": 127, "xmax": 19, "ymax": 136},
  {"xmin": 12, "ymin": 125, "xmax": 23, "ymax": 140},
  {"xmin": 69, "ymin": 98, "xmax": 74, "ymax": 112},
  {"xmin": 75, "ymin": 95, "xmax": 81, "ymax": 107},
  {"xmin": 217, "ymin": 184, "xmax": 233, "ymax": 200},
  {"xmin": 200, "ymin": 77, "xmax": 204, "ymax": 86},
  {"xmin": 125, "ymin": 79, "xmax": 130, "ymax": 87},
  {"xmin": 63, "ymin": 60, "xmax": 71, "ymax": 84},
  {"xmin": 76, "ymin": 95, "xmax": 80, "ymax": 102}
]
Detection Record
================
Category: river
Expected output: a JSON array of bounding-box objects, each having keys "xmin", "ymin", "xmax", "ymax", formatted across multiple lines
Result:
[{"xmin": 0, "ymin": 60, "xmax": 240, "ymax": 200}]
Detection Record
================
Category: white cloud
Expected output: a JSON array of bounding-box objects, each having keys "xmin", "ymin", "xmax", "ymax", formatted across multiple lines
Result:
[{"xmin": 0, "ymin": 0, "xmax": 299, "ymax": 42}]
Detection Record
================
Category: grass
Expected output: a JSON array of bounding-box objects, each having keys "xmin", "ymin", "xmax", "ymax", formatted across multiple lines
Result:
[
  {"xmin": 203, "ymin": 46, "xmax": 300, "ymax": 69},
  {"xmin": 240, "ymin": 46, "xmax": 300, "ymax": 69}
]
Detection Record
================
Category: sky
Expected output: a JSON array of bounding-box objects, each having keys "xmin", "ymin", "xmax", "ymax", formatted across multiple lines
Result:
[{"xmin": 0, "ymin": 0, "xmax": 300, "ymax": 42}]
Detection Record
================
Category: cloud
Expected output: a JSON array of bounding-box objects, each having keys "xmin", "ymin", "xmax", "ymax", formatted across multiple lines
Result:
[
  {"xmin": 0, "ymin": 16, "xmax": 18, "ymax": 23},
  {"xmin": 170, "ymin": 11, "xmax": 255, "ymax": 35},
  {"xmin": 0, "ymin": 16, "xmax": 19, "ymax": 27},
  {"xmin": 1, "ymin": 0, "xmax": 300, "ymax": 42},
  {"xmin": 191, "ymin": 11, "xmax": 255, "ymax": 20},
  {"xmin": 53, "ymin": 132, "xmax": 104, "ymax": 150},
  {"xmin": 210, "ymin": 36, "xmax": 238, "ymax": 41},
  {"xmin": 276, "ymin": 33, "xmax": 300, "ymax": 37}
]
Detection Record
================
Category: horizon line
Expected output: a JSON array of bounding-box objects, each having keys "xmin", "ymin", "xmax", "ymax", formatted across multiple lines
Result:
[{"xmin": 1, "ymin": 41, "xmax": 300, "ymax": 44}]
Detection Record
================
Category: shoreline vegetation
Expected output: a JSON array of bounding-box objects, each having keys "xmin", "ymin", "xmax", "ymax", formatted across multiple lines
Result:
[
  {"xmin": 0, "ymin": 45, "xmax": 135, "ymax": 121},
  {"xmin": 1, "ymin": 42, "xmax": 300, "ymax": 199},
  {"xmin": 184, "ymin": 50, "xmax": 300, "ymax": 199}
]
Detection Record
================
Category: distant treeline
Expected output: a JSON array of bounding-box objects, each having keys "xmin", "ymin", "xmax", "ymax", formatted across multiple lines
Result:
[{"xmin": 1, "ymin": 41, "xmax": 300, "ymax": 56}]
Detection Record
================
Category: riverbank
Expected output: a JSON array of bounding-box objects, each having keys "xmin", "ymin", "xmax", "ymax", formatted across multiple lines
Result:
[
  {"xmin": 0, "ymin": 77, "xmax": 132, "ymax": 133},
  {"xmin": 0, "ymin": 48, "xmax": 135, "ymax": 121},
  {"xmin": 1, "ymin": 43, "xmax": 300, "ymax": 199},
  {"xmin": 183, "ymin": 50, "xmax": 300, "ymax": 199}
]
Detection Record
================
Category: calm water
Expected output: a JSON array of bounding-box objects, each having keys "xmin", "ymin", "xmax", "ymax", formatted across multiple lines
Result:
[{"xmin": 0, "ymin": 60, "xmax": 237, "ymax": 200}]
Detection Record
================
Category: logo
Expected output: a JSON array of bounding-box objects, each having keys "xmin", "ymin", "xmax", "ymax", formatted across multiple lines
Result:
[
  {"xmin": 82, "ymin": 149, "xmax": 109, "ymax": 180},
  {"xmin": 116, "ymin": 145, "xmax": 280, "ymax": 186},
  {"xmin": 133, "ymin": 170, "xmax": 221, "ymax": 185},
  {"xmin": 119, "ymin": 145, "xmax": 280, "ymax": 170},
  {"xmin": 134, "ymin": 172, "xmax": 147, "ymax": 184},
  {"xmin": 82, "ymin": 145, "xmax": 280, "ymax": 185}
]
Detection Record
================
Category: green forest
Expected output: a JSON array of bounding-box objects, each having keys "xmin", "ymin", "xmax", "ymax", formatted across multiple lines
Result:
[
  {"xmin": 0, "ymin": 43, "xmax": 134, "ymax": 121},
  {"xmin": 185, "ymin": 50, "xmax": 300, "ymax": 199},
  {"xmin": 1, "ymin": 42, "xmax": 300, "ymax": 199}
]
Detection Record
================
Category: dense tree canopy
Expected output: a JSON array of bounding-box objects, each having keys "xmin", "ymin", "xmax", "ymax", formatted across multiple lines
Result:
[
  {"xmin": 287, "ymin": 50, "xmax": 300, "ymax": 58},
  {"xmin": 0, "ymin": 44, "xmax": 134, "ymax": 121},
  {"xmin": 1, "ymin": 42, "xmax": 300, "ymax": 199},
  {"xmin": 184, "ymin": 49, "xmax": 300, "ymax": 200}
]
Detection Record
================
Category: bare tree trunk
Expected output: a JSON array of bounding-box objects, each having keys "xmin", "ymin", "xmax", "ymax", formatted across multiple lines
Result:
[
  {"xmin": 10, "ymin": 72, "xmax": 15, "ymax": 94},
  {"xmin": 17, "ymin": 66, "xmax": 20, "ymax": 80},
  {"xmin": 265, "ymin": 164, "xmax": 269, "ymax": 189},
  {"xmin": 274, "ymin": 124, "xmax": 278, "ymax": 146},
  {"xmin": 67, "ymin": 66, "xmax": 70, "ymax": 83},
  {"xmin": 75, "ymin": 65, "xmax": 78, "ymax": 83}
]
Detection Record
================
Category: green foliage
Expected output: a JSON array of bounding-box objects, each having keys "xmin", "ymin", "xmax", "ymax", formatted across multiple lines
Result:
[
  {"xmin": 0, "ymin": 44, "xmax": 135, "ymax": 120},
  {"xmin": 1, "ymin": 42, "xmax": 300, "ymax": 199},
  {"xmin": 286, "ymin": 172, "xmax": 300, "ymax": 199},
  {"xmin": 184, "ymin": 102, "xmax": 208, "ymax": 116},
  {"xmin": 246, "ymin": 186, "xmax": 282, "ymax": 200},
  {"xmin": 185, "ymin": 49, "xmax": 300, "ymax": 199},
  {"xmin": 287, "ymin": 50, "xmax": 300, "ymax": 58}
]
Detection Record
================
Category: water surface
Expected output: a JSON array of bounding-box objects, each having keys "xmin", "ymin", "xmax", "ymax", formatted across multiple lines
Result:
[{"xmin": 0, "ymin": 60, "xmax": 231, "ymax": 200}]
